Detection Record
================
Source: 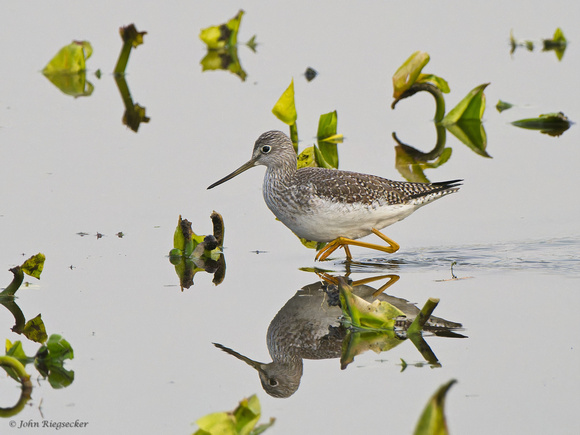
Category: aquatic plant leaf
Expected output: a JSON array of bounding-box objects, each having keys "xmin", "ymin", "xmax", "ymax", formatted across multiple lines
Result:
[
  {"xmin": 509, "ymin": 30, "xmax": 534, "ymax": 54},
  {"xmin": 416, "ymin": 73, "xmax": 450, "ymax": 94},
  {"xmin": 542, "ymin": 28, "xmax": 567, "ymax": 60},
  {"xmin": 195, "ymin": 412, "xmax": 235, "ymax": 434},
  {"xmin": 299, "ymin": 237, "xmax": 326, "ymax": 251},
  {"xmin": 120, "ymin": 24, "xmax": 146, "ymax": 48},
  {"xmin": 393, "ymin": 51, "xmax": 430, "ymax": 99},
  {"xmin": 5, "ymin": 340, "xmax": 29, "ymax": 365},
  {"xmin": 170, "ymin": 214, "xmax": 225, "ymax": 288},
  {"xmin": 200, "ymin": 10, "xmax": 245, "ymax": 49},
  {"xmin": 496, "ymin": 100, "xmax": 514, "ymax": 113},
  {"xmin": 194, "ymin": 395, "xmax": 274, "ymax": 435},
  {"xmin": 414, "ymin": 379, "xmax": 457, "ymax": 435},
  {"xmin": 313, "ymin": 146, "xmax": 335, "ymax": 169},
  {"xmin": 43, "ymin": 70, "xmax": 94, "ymax": 97},
  {"xmin": 511, "ymin": 112, "xmax": 572, "ymax": 137},
  {"xmin": 43, "ymin": 334, "xmax": 74, "ymax": 361},
  {"xmin": 341, "ymin": 330, "xmax": 402, "ymax": 369},
  {"xmin": 316, "ymin": 111, "xmax": 341, "ymax": 169},
  {"xmin": 233, "ymin": 395, "xmax": 261, "ymax": 435},
  {"xmin": 21, "ymin": 253, "xmax": 45, "ymax": 279},
  {"xmin": 317, "ymin": 111, "xmax": 339, "ymax": 141},
  {"xmin": 445, "ymin": 121, "xmax": 490, "ymax": 157},
  {"xmin": 42, "ymin": 41, "xmax": 92, "ymax": 74},
  {"xmin": 395, "ymin": 146, "xmax": 452, "ymax": 183},
  {"xmin": 442, "ymin": 83, "xmax": 489, "ymax": 124},
  {"xmin": 339, "ymin": 279, "xmax": 405, "ymax": 330},
  {"xmin": 173, "ymin": 215, "xmax": 197, "ymax": 257},
  {"xmin": 272, "ymin": 79, "xmax": 297, "ymax": 125},
  {"xmin": 297, "ymin": 146, "xmax": 316, "ymax": 169},
  {"xmin": 246, "ymin": 35, "xmax": 258, "ymax": 52},
  {"xmin": 22, "ymin": 314, "xmax": 48, "ymax": 344},
  {"xmin": 200, "ymin": 48, "xmax": 247, "ymax": 81},
  {"xmin": 34, "ymin": 334, "xmax": 74, "ymax": 389}
]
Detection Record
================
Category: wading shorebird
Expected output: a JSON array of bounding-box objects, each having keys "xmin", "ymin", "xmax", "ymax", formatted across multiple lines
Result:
[{"xmin": 207, "ymin": 131, "xmax": 461, "ymax": 260}]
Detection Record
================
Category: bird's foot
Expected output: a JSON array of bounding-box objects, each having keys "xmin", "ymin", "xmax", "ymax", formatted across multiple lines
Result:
[{"xmin": 315, "ymin": 228, "xmax": 400, "ymax": 261}]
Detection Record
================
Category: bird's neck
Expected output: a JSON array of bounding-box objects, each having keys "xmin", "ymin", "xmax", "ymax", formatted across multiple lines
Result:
[{"xmin": 264, "ymin": 159, "xmax": 297, "ymax": 187}]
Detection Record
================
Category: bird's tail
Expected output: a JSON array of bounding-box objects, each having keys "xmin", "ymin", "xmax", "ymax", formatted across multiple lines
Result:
[{"xmin": 406, "ymin": 179, "xmax": 463, "ymax": 205}]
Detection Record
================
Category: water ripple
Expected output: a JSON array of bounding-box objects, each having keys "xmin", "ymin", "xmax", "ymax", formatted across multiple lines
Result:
[{"xmin": 341, "ymin": 236, "xmax": 580, "ymax": 276}]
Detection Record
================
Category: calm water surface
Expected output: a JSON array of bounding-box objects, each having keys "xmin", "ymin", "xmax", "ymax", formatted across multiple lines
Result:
[{"xmin": 0, "ymin": 1, "xmax": 579, "ymax": 434}]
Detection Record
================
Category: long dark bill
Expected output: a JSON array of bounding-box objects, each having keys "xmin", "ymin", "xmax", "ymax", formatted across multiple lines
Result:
[
  {"xmin": 212, "ymin": 342, "xmax": 267, "ymax": 375},
  {"xmin": 207, "ymin": 160, "xmax": 256, "ymax": 189}
]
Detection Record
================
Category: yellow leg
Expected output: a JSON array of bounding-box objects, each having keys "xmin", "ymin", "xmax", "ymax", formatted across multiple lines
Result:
[{"xmin": 315, "ymin": 228, "xmax": 400, "ymax": 261}]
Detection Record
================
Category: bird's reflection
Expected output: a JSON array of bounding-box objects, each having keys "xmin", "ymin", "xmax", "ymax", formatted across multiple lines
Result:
[{"xmin": 214, "ymin": 275, "xmax": 464, "ymax": 398}]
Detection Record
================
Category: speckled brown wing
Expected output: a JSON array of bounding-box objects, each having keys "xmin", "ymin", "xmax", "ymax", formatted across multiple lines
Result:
[{"xmin": 293, "ymin": 167, "xmax": 461, "ymax": 205}]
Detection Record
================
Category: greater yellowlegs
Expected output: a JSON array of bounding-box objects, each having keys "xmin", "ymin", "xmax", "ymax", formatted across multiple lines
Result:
[{"xmin": 207, "ymin": 130, "xmax": 461, "ymax": 260}]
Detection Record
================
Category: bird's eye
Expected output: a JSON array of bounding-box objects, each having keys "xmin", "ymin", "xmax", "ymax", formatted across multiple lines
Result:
[
  {"xmin": 261, "ymin": 145, "xmax": 272, "ymax": 154},
  {"xmin": 269, "ymin": 378, "xmax": 278, "ymax": 386}
]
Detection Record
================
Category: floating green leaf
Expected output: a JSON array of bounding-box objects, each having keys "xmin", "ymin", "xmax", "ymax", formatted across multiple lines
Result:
[
  {"xmin": 200, "ymin": 47, "xmax": 248, "ymax": 81},
  {"xmin": 42, "ymin": 41, "xmax": 94, "ymax": 97},
  {"xmin": 393, "ymin": 51, "xmax": 430, "ymax": 99},
  {"xmin": 200, "ymin": 10, "xmax": 245, "ymax": 50},
  {"xmin": 496, "ymin": 100, "xmax": 514, "ymax": 113},
  {"xmin": 511, "ymin": 112, "xmax": 572, "ymax": 137},
  {"xmin": 5, "ymin": 335, "xmax": 74, "ymax": 390},
  {"xmin": 395, "ymin": 146, "xmax": 452, "ymax": 183},
  {"xmin": 317, "ymin": 111, "xmax": 341, "ymax": 141},
  {"xmin": 42, "ymin": 41, "xmax": 92, "ymax": 74},
  {"xmin": 414, "ymin": 379, "xmax": 457, "ymax": 435},
  {"xmin": 416, "ymin": 74, "xmax": 450, "ymax": 94},
  {"xmin": 314, "ymin": 111, "xmax": 342, "ymax": 169},
  {"xmin": 442, "ymin": 83, "xmax": 489, "ymax": 124},
  {"xmin": 43, "ymin": 71, "xmax": 94, "ymax": 97},
  {"xmin": 22, "ymin": 314, "xmax": 48, "ymax": 344},
  {"xmin": 34, "ymin": 334, "xmax": 74, "ymax": 389},
  {"xmin": 509, "ymin": 30, "xmax": 534, "ymax": 54},
  {"xmin": 542, "ymin": 28, "xmax": 567, "ymax": 61},
  {"xmin": 272, "ymin": 79, "xmax": 297, "ymax": 126},
  {"xmin": 272, "ymin": 79, "xmax": 298, "ymax": 149},
  {"xmin": 194, "ymin": 394, "xmax": 275, "ymax": 435},
  {"xmin": 173, "ymin": 215, "xmax": 200, "ymax": 258},
  {"xmin": 338, "ymin": 278, "xmax": 405, "ymax": 330},
  {"xmin": 199, "ymin": 11, "xmax": 252, "ymax": 81},
  {"xmin": 21, "ymin": 253, "xmax": 45, "ymax": 279},
  {"xmin": 171, "ymin": 214, "xmax": 223, "ymax": 259},
  {"xmin": 246, "ymin": 35, "xmax": 258, "ymax": 52},
  {"xmin": 445, "ymin": 121, "xmax": 490, "ymax": 157},
  {"xmin": 170, "ymin": 214, "xmax": 225, "ymax": 289},
  {"xmin": 340, "ymin": 330, "xmax": 403, "ymax": 369},
  {"xmin": 297, "ymin": 146, "xmax": 316, "ymax": 169},
  {"xmin": 312, "ymin": 146, "xmax": 334, "ymax": 169},
  {"xmin": 5, "ymin": 340, "xmax": 30, "ymax": 366}
]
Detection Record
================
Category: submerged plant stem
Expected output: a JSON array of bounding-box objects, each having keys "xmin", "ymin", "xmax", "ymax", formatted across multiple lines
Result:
[
  {"xmin": 392, "ymin": 82, "xmax": 446, "ymax": 122},
  {"xmin": 408, "ymin": 298, "xmax": 440, "ymax": 335},
  {"xmin": 1, "ymin": 266, "xmax": 24, "ymax": 297},
  {"xmin": 114, "ymin": 42, "xmax": 132, "ymax": 76}
]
